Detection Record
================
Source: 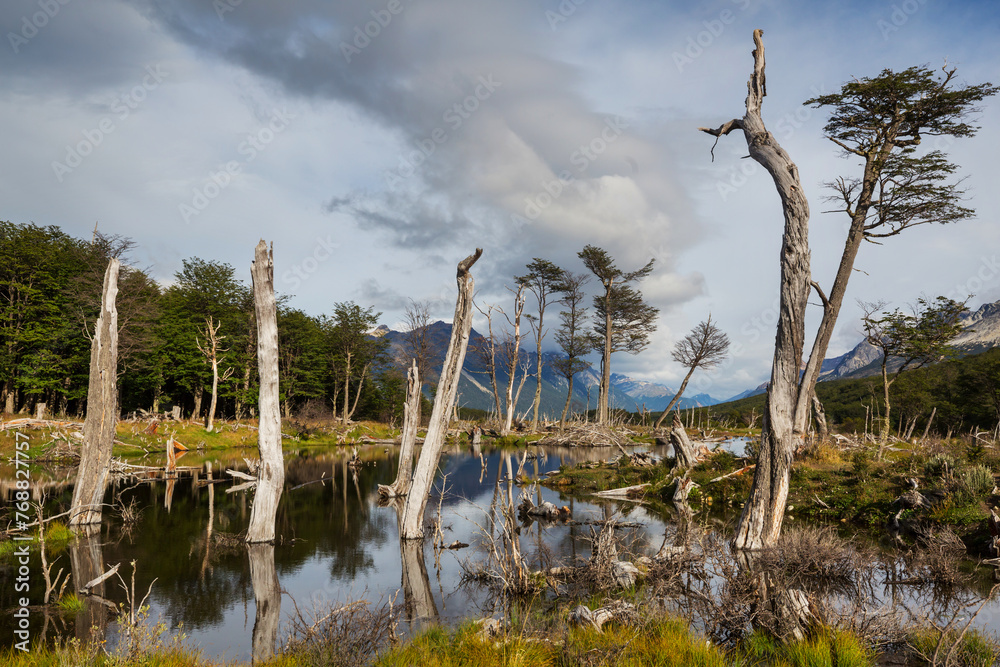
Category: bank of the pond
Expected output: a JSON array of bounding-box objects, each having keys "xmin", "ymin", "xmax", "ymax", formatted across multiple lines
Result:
[{"xmin": 542, "ymin": 437, "xmax": 1000, "ymax": 556}]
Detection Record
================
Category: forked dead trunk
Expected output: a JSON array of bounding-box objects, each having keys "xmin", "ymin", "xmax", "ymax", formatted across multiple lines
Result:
[
  {"xmin": 246, "ymin": 240, "xmax": 284, "ymax": 543},
  {"xmin": 400, "ymin": 249, "xmax": 481, "ymax": 540},
  {"xmin": 668, "ymin": 413, "xmax": 698, "ymax": 470},
  {"xmin": 70, "ymin": 258, "xmax": 120, "ymax": 526},
  {"xmin": 700, "ymin": 30, "xmax": 810, "ymax": 550}
]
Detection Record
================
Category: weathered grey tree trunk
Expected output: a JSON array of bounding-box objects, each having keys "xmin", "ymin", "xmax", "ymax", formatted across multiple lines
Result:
[
  {"xmin": 70, "ymin": 258, "xmax": 120, "ymax": 526},
  {"xmin": 246, "ymin": 241, "xmax": 284, "ymax": 543},
  {"xmin": 378, "ymin": 359, "xmax": 420, "ymax": 498},
  {"xmin": 400, "ymin": 249, "xmax": 482, "ymax": 540},
  {"xmin": 248, "ymin": 543, "xmax": 281, "ymax": 663},
  {"xmin": 668, "ymin": 413, "xmax": 698, "ymax": 470},
  {"xmin": 921, "ymin": 406, "xmax": 937, "ymax": 442},
  {"xmin": 811, "ymin": 395, "xmax": 829, "ymax": 442},
  {"xmin": 559, "ymin": 374, "xmax": 575, "ymax": 429},
  {"xmin": 598, "ymin": 293, "xmax": 613, "ymax": 425},
  {"xmin": 502, "ymin": 285, "xmax": 526, "ymax": 435},
  {"xmin": 700, "ymin": 30, "xmax": 811, "ymax": 550},
  {"xmin": 197, "ymin": 317, "xmax": 231, "ymax": 432}
]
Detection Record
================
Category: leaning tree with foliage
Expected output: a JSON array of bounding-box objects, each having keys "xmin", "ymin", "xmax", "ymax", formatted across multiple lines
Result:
[
  {"xmin": 578, "ymin": 245, "xmax": 657, "ymax": 425},
  {"xmin": 861, "ymin": 296, "xmax": 968, "ymax": 448},
  {"xmin": 552, "ymin": 271, "xmax": 592, "ymax": 428},
  {"xmin": 792, "ymin": 65, "xmax": 997, "ymax": 438},
  {"xmin": 516, "ymin": 258, "xmax": 566, "ymax": 431},
  {"xmin": 654, "ymin": 315, "xmax": 730, "ymax": 429}
]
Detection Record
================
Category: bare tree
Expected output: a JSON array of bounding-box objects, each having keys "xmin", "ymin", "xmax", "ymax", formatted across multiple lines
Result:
[
  {"xmin": 654, "ymin": 316, "xmax": 730, "ymax": 429},
  {"xmin": 400, "ymin": 299, "xmax": 437, "ymax": 421},
  {"xmin": 196, "ymin": 316, "xmax": 234, "ymax": 432},
  {"xmin": 70, "ymin": 258, "xmax": 120, "ymax": 527},
  {"xmin": 552, "ymin": 272, "xmax": 592, "ymax": 428},
  {"xmin": 500, "ymin": 283, "xmax": 529, "ymax": 435},
  {"xmin": 400, "ymin": 249, "xmax": 481, "ymax": 540},
  {"xmin": 699, "ymin": 30, "xmax": 811, "ymax": 550},
  {"xmin": 472, "ymin": 302, "xmax": 504, "ymax": 420},
  {"xmin": 792, "ymin": 65, "xmax": 997, "ymax": 437},
  {"xmin": 516, "ymin": 258, "xmax": 566, "ymax": 431},
  {"xmin": 246, "ymin": 241, "xmax": 283, "ymax": 544}
]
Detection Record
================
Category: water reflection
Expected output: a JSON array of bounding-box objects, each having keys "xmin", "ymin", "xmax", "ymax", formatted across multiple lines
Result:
[
  {"xmin": 248, "ymin": 544, "xmax": 280, "ymax": 663},
  {"xmin": 70, "ymin": 524, "xmax": 110, "ymax": 644},
  {"xmin": 3, "ymin": 439, "xmax": 998, "ymax": 661}
]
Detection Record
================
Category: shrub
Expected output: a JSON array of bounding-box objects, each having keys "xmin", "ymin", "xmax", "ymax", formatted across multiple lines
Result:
[
  {"xmin": 925, "ymin": 453, "xmax": 958, "ymax": 479},
  {"xmin": 958, "ymin": 464, "xmax": 994, "ymax": 499}
]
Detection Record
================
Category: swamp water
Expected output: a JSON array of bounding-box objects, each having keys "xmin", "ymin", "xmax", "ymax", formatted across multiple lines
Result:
[{"xmin": 2, "ymin": 439, "xmax": 999, "ymax": 661}]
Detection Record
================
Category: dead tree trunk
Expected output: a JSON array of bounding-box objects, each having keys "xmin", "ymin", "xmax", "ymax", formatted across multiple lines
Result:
[
  {"xmin": 70, "ymin": 258, "xmax": 120, "ymax": 526},
  {"xmin": 668, "ymin": 413, "xmax": 698, "ymax": 470},
  {"xmin": 246, "ymin": 240, "xmax": 284, "ymax": 544},
  {"xmin": 400, "ymin": 249, "xmax": 482, "ymax": 540},
  {"xmin": 197, "ymin": 317, "xmax": 232, "ymax": 432},
  {"xmin": 700, "ymin": 29, "xmax": 811, "ymax": 550},
  {"xmin": 248, "ymin": 543, "xmax": 281, "ymax": 663},
  {"xmin": 811, "ymin": 395, "xmax": 829, "ymax": 442},
  {"xmin": 921, "ymin": 406, "xmax": 937, "ymax": 442},
  {"xmin": 378, "ymin": 359, "xmax": 420, "ymax": 498}
]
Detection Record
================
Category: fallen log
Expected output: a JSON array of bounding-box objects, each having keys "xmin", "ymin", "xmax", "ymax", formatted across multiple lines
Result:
[
  {"xmin": 593, "ymin": 484, "xmax": 649, "ymax": 499},
  {"xmin": 569, "ymin": 600, "xmax": 638, "ymax": 632},
  {"xmin": 709, "ymin": 464, "xmax": 754, "ymax": 483},
  {"xmin": 82, "ymin": 563, "xmax": 120, "ymax": 592}
]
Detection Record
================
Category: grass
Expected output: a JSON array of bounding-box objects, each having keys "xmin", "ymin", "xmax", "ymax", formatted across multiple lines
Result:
[
  {"xmin": 55, "ymin": 593, "xmax": 84, "ymax": 614},
  {"xmin": 0, "ymin": 521, "xmax": 75, "ymax": 561},
  {"xmin": 739, "ymin": 628, "xmax": 874, "ymax": 666},
  {"xmin": 0, "ymin": 414, "xmax": 402, "ymax": 460},
  {"xmin": 374, "ymin": 618, "xmax": 879, "ymax": 667},
  {"xmin": 908, "ymin": 626, "xmax": 1000, "ymax": 666}
]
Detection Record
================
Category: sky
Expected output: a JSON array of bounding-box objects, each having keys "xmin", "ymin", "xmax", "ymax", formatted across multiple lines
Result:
[{"xmin": 2, "ymin": 0, "xmax": 999, "ymax": 401}]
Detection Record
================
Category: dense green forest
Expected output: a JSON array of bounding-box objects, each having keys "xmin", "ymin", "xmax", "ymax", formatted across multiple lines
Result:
[
  {"xmin": 0, "ymin": 221, "xmax": 401, "ymax": 422},
  {"xmin": 714, "ymin": 347, "xmax": 1000, "ymax": 438}
]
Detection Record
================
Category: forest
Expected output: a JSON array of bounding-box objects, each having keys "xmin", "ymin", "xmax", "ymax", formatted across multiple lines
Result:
[{"xmin": 0, "ymin": 220, "xmax": 401, "ymax": 424}]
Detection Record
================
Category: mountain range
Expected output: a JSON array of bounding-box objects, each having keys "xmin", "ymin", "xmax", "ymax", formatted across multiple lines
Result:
[
  {"xmin": 730, "ymin": 299, "xmax": 1000, "ymax": 399},
  {"xmin": 377, "ymin": 322, "xmax": 722, "ymax": 419}
]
